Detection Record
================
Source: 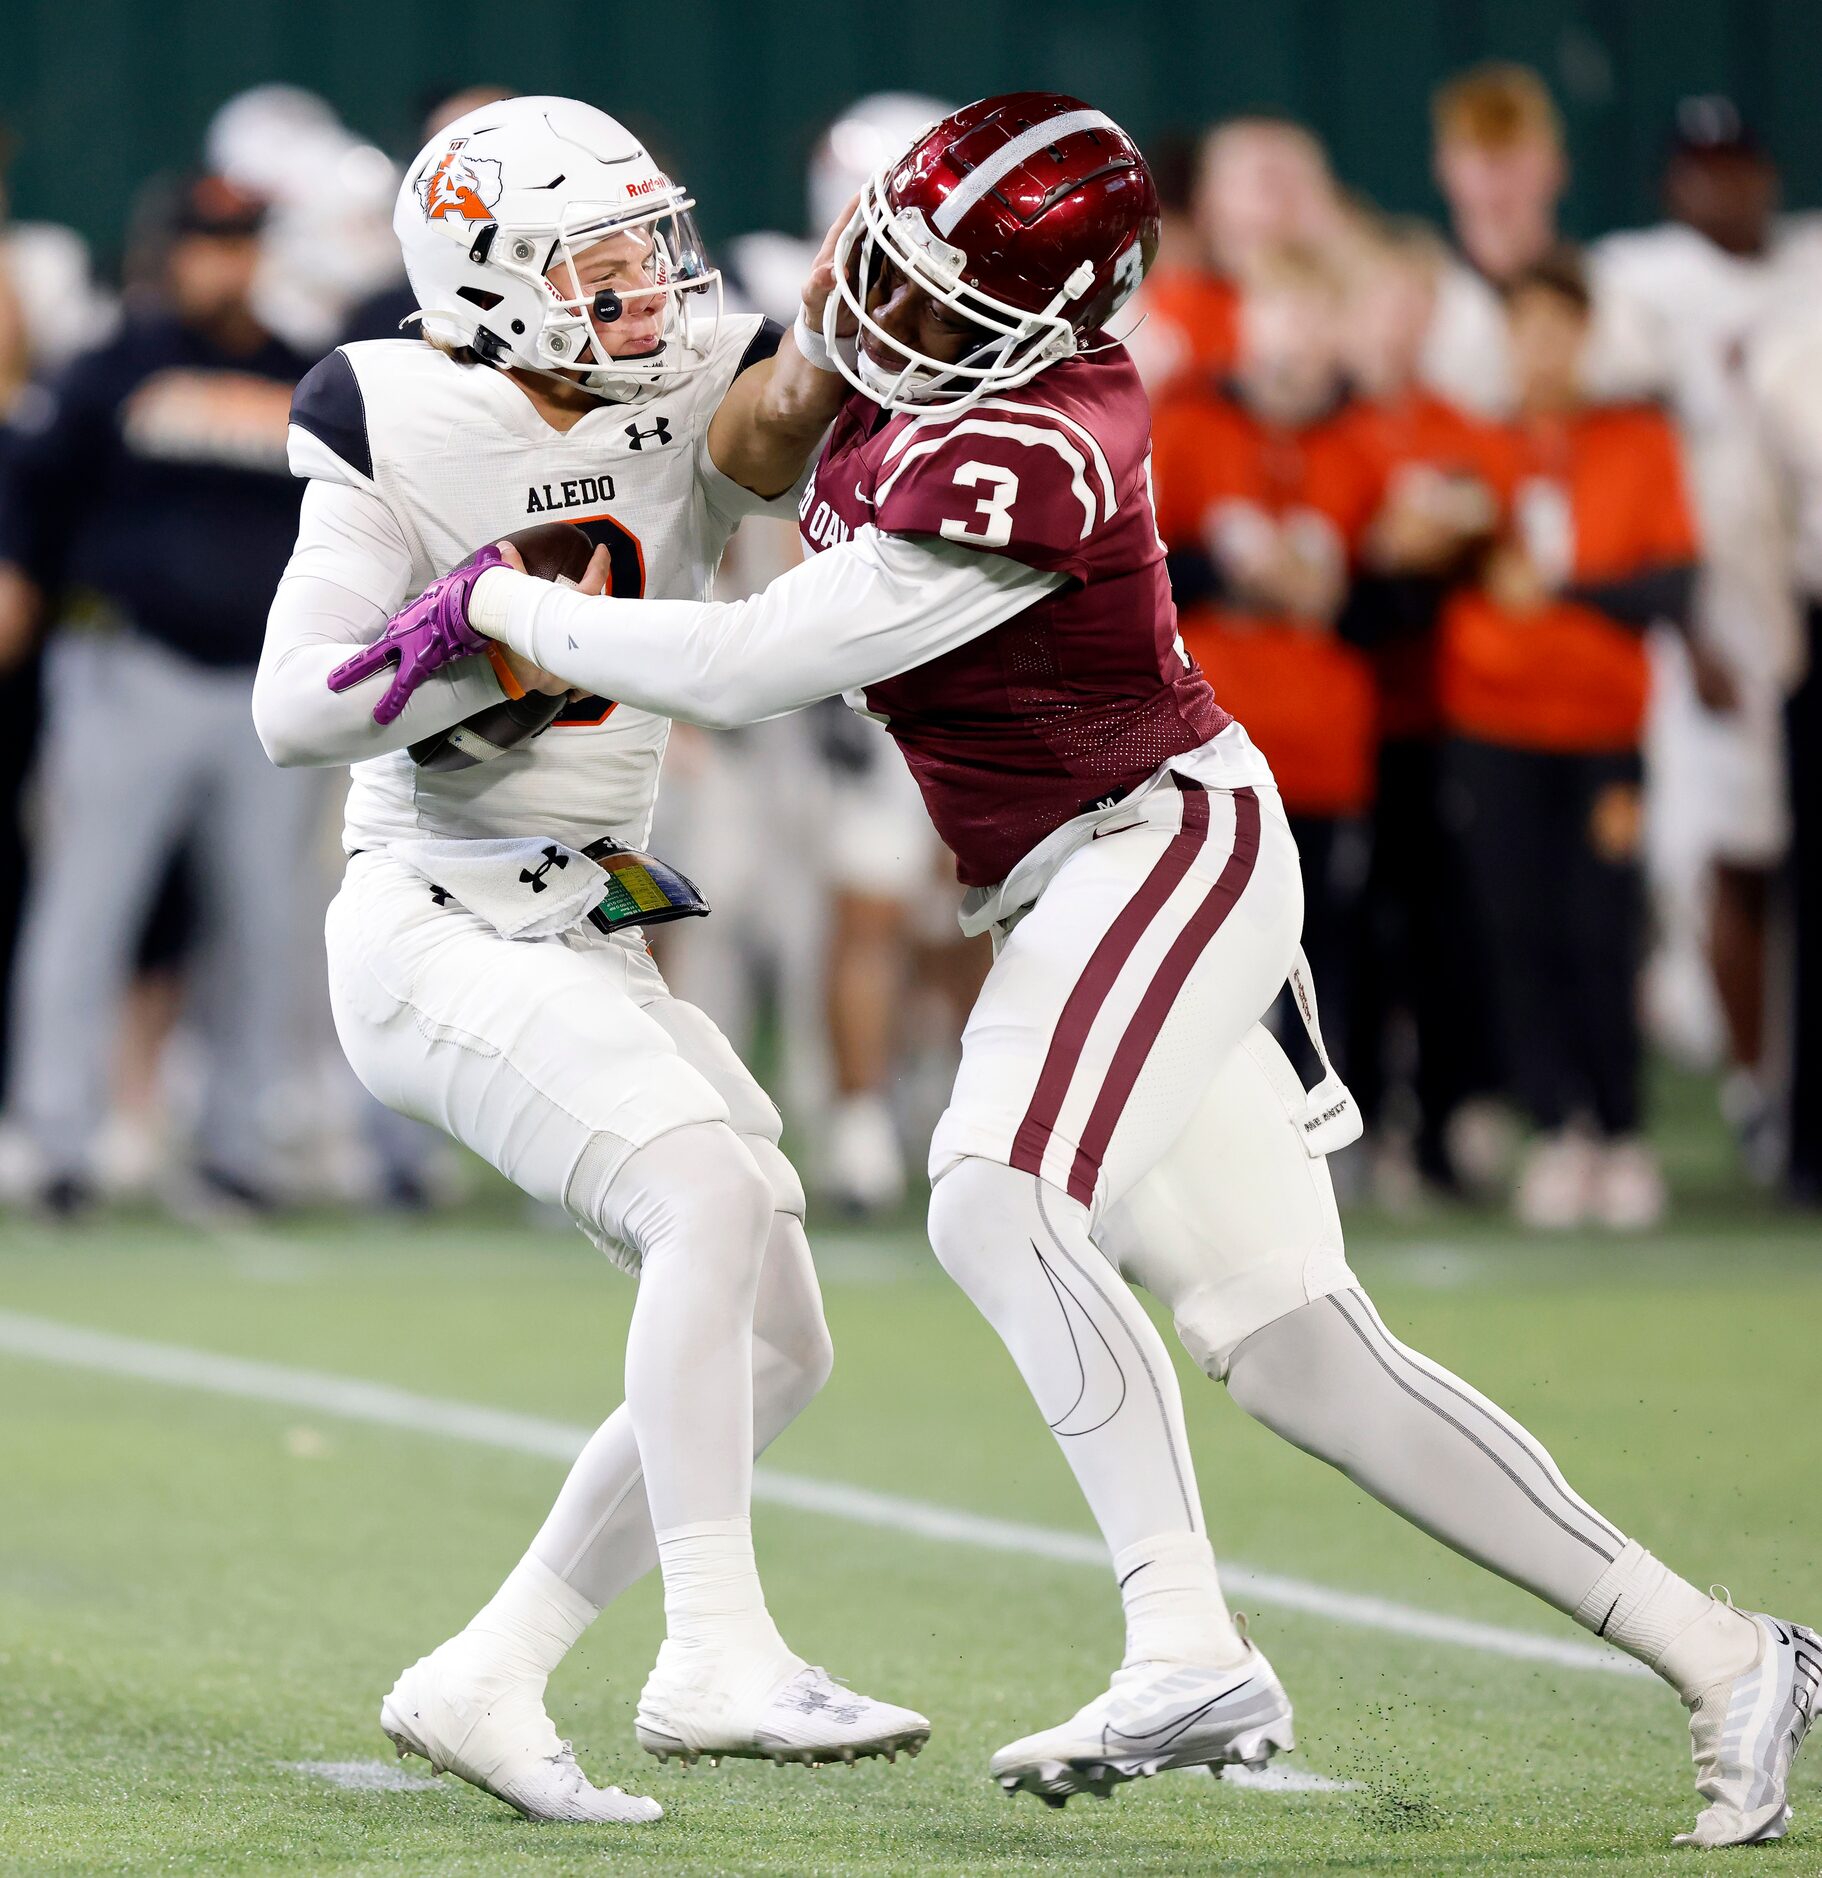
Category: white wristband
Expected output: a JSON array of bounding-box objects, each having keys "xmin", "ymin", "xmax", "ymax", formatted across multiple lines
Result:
[
  {"xmin": 468, "ymin": 564, "xmax": 518, "ymax": 637},
  {"xmin": 792, "ymin": 305, "xmax": 839, "ymax": 374}
]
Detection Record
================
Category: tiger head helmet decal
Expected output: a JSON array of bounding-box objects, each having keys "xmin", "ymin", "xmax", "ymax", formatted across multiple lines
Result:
[{"xmin": 418, "ymin": 138, "xmax": 504, "ymax": 222}]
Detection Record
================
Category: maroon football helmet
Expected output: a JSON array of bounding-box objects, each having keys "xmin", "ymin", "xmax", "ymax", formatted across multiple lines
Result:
[{"xmin": 824, "ymin": 91, "xmax": 1160, "ymax": 413}]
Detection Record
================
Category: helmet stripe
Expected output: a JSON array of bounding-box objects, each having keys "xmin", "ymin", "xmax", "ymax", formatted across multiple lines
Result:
[{"xmin": 931, "ymin": 108, "xmax": 1119, "ymax": 237}]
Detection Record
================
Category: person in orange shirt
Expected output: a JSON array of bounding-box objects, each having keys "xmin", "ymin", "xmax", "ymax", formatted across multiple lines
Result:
[
  {"xmin": 1153, "ymin": 243, "xmax": 1380, "ymax": 1076},
  {"xmin": 1337, "ymin": 223, "xmax": 1505, "ymax": 1192},
  {"xmin": 1438, "ymin": 250, "xmax": 1701, "ymax": 1230},
  {"xmin": 1128, "ymin": 119, "xmax": 1344, "ymax": 401}
]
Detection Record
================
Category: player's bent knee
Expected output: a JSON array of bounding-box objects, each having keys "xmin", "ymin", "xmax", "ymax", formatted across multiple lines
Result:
[
  {"xmin": 1223, "ymin": 1286, "xmax": 1369, "ymax": 1427},
  {"xmin": 1169, "ymin": 1263, "xmax": 1361, "ymax": 1383},
  {"xmin": 927, "ymin": 1155, "xmax": 1085, "ymax": 1293},
  {"xmin": 742, "ymin": 1133, "xmax": 807, "ymax": 1222},
  {"xmin": 566, "ymin": 1120, "xmax": 774, "ymax": 1275},
  {"xmin": 926, "ymin": 1155, "xmax": 1004, "ymax": 1277},
  {"xmin": 1223, "ymin": 1289, "xmax": 1416, "ymax": 1478}
]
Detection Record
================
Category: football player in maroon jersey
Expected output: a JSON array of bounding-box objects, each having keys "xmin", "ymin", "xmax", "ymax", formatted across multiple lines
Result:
[{"xmin": 340, "ymin": 95, "xmax": 1816, "ymax": 1845}]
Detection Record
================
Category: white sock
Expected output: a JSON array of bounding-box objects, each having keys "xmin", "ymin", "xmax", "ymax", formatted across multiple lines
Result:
[
  {"xmin": 456, "ymin": 1555, "xmax": 599, "ymax": 1685},
  {"xmin": 1573, "ymin": 1541, "xmax": 1759, "ymax": 1696},
  {"xmin": 656, "ymin": 1518, "xmax": 783, "ymax": 1655},
  {"xmin": 1115, "ymin": 1532, "xmax": 1249, "ymax": 1670}
]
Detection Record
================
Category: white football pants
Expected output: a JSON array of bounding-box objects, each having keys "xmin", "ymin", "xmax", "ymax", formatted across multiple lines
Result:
[{"xmin": 325, "ymin": 850, "xmax": 829, "ymax": 1565}]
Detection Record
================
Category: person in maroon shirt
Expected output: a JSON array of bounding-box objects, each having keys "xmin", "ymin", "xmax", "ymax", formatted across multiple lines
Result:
[{"xmin": 343, "ymin": 95, "xmax": 1817, "ymax": 1844}]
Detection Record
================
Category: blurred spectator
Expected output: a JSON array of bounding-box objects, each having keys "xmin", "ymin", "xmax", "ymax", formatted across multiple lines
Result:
[
  {"xmin": 206, "ymin": 86, "xmax": 402, "ymax": 355},
  {"xmin": 1128, "ymin": 117, "xmax": 1344, "ymax": 398},
  {"xmin": 1754, "ymin": 316, "xmax": 1822, "ymax": 1202},
  {"xmin": 1335, "ymin": 221, "xmax": 1504, "ymax": 1190},
  {"xmin": 1422, "ymin": 64, "xmax": 1567, "ymax": 415},
  {"xmin": 0, "ymin": 125, "xmax": 118, "ymax": 384},
  {"xmin": 1144, "ymin": 130, "xmax": 1205, "ymax": 276},
  {"xmin": 1592, "ymin": 100, "xmax": 1822, "ymax": 1172},
  {"xmin": 1436, "ymin": 253, "xmax": 1700, "ymax": 1230},
  {"xmin": 1153, "ymin": 244, "xmax": 1380, "ymax": 1066},
  {"xmin": 0, "ymin": 173, "xmax": 315, "ymax": 1218},
  {"xmin": 725, "ymin": 91, "xmax": 952, "ymax": 322},
  {"xmin": 340, "ymin": 84, "xmax": 517, "ymax": 345},
  {"xmin": 0, "ymin": 132, "xmax": 118, "ymax": 1108}
]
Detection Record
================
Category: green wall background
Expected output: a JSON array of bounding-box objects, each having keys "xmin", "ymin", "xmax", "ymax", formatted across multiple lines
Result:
[{"xmin": 4, "ymin": 0, "xmax": 1820, "ymax": 266}]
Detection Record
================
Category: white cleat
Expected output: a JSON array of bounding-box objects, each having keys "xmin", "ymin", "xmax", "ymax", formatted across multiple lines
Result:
[
  {"xmin": 1674, "ymin": 1612, "xmax": 1820, "ymax": 1849},
  {"xmin": 380, "ymin": 1643, "xmax": 661, "ymax": 1824},
  {"xmin": 635, "ymin": 1640, "xmax": 930, "ymax": 1769},
  {"xmin": 990, "ymin": 1649, "xmax": 1294, "ymax": 1806}
]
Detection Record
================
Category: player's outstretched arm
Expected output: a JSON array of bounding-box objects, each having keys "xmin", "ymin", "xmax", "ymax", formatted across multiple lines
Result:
[
  {"xmin": 704, "ymin": 199, "xmax": 854, "ymax": 499},
  {"xmin": 256, "ymin": 480, "xmax": 515, "ymax": 766},
  {"xmin": 464, "ymin": 527, "xmax": 1062, "ymax": 729}
]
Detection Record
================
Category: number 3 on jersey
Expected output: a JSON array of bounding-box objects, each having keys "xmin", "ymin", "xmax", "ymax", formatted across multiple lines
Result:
[
  {"xmin": 554, "ymin": 514, "xmax": 646, "ymax": 727},
  {"xmin": 940, "ymin": 461, "xmax": 1020, "ymax": 549}
]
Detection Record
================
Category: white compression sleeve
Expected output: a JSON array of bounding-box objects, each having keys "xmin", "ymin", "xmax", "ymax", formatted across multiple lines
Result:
[
  {"xmin": 926, "ymin": 1157, "xmax": 1247, "ymax": 1670},
  {"xmin": 253, "ymin": 479, "xmax": 505, "ymax": 768},
  {"xmin": 469, "ymin": 525, "xmax": 1064, "ymax": 729}
]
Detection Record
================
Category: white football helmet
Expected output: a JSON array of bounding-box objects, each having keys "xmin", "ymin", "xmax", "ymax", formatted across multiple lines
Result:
[{"xmin": 395, "ymin": 96, "xmax": 721, "ymax": 404}]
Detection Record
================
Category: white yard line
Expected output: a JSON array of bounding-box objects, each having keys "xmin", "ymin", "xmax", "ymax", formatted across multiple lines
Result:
[
  {"xmin": 0, "ymin": 1308, "xmax": 1648, "ymax": 1681},
  {"xmin": 1219, "ymin": 1765, "xmax": 1358, "ymax": 1793},
  {"xmin": 283, "ymin": 1760, "xmax": 443, "ymax": 1793}
]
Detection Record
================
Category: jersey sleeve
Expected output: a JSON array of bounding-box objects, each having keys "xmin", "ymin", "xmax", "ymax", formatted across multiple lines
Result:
[
  {"xmin": 287, "ymin": 347, "xmax": 376, "ymax": 489},
  {"xmin": 472, "ymin": 525, "xmax": 1063, "ymax": 728},
  {"xmin": 695, "ymin": 315, "xmax": 809, "ymax": 525},
  {"xmin": 254, "ymin": 478, "xmax": 503, "ymax": 768},
  {"xmin": 871, "ymin": 408, "xmax": 1120, "ymax": 577}
]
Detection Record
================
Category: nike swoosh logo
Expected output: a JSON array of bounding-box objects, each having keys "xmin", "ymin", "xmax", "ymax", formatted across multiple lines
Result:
[
  {"xmin": 1102, "ymin": 1677, "xmax": 1257, "ymax": 1753},
  {"xmin": 1102, "ymin": 1699, "xmax": 1224, "ymax": 1753}
]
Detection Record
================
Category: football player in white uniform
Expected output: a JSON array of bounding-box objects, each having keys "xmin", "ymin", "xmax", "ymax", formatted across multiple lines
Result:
[{"xmin": 254, "ymin": 95, "xmax": 927, "ymax": 1825}]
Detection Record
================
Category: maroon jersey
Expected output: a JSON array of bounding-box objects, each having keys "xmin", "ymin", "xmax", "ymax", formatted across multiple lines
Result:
[{"xmin": 797, "ymin": 344, "xmax": 1230, "ymax": 886}]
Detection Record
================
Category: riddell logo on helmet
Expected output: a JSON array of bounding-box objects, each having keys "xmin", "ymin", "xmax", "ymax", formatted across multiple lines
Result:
[
  {"xmin": 419, "ymin": 140, "xmax": 505, "ymax": 222},
  {"xmin": 625, "ymin": 176, "xmax": 668, "ymax": 198}
]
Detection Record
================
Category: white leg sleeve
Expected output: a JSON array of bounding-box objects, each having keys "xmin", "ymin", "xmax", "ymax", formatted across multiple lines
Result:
[
  {"xmin": 525, "ymin": 1206, "xmax": 832, "ymax": 1609},
  {"xmin": 928, "ymin": 1156, "xmax": 1245, "ymax": 1668},
  {"xmin": 571, "ymin": 1121, "xmax": 772, "ymax": 1534}
]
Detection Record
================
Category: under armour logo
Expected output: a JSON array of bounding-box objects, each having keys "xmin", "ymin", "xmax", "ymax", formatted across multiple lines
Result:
[
  {"xmin": 520, "ymin": 845, "xmax": 569, "ymax": 893},
  {"xmin": 625, "ymin": 417, "xmax": 673, "ymax": 451},
  {"xmin": 427, "ymin": 885, "xmax": 452, "ymax": 906}
]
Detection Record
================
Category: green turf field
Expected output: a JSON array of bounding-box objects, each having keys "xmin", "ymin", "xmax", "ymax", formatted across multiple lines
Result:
[{"xmin": 3, "ymin": 1157, "xmax": 1820, "ymax": 1874}]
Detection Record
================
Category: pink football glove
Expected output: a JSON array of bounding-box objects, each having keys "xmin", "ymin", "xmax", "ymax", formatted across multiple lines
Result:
[{"xmin": 328, "ymin": 543, "xmax": 506, "ymax": 725}]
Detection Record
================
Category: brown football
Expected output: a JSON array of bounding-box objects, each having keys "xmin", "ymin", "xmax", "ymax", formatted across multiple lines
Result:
[{"xmin": 407, "ymin": 522, "xmax": 595, "ymax": 774}]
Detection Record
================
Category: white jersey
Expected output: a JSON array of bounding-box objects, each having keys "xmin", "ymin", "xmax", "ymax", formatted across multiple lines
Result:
[
  {"xmin": 270, "ymin": 315, "xmax": 789, "ymax": 850},
  {"xmin": 1753, "ymin": 315, "xmax": 1822, "ymax": 608},
  {"xmin": 1589, "ymin": 217, "xmax": 1822, "ymax": 687}
]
